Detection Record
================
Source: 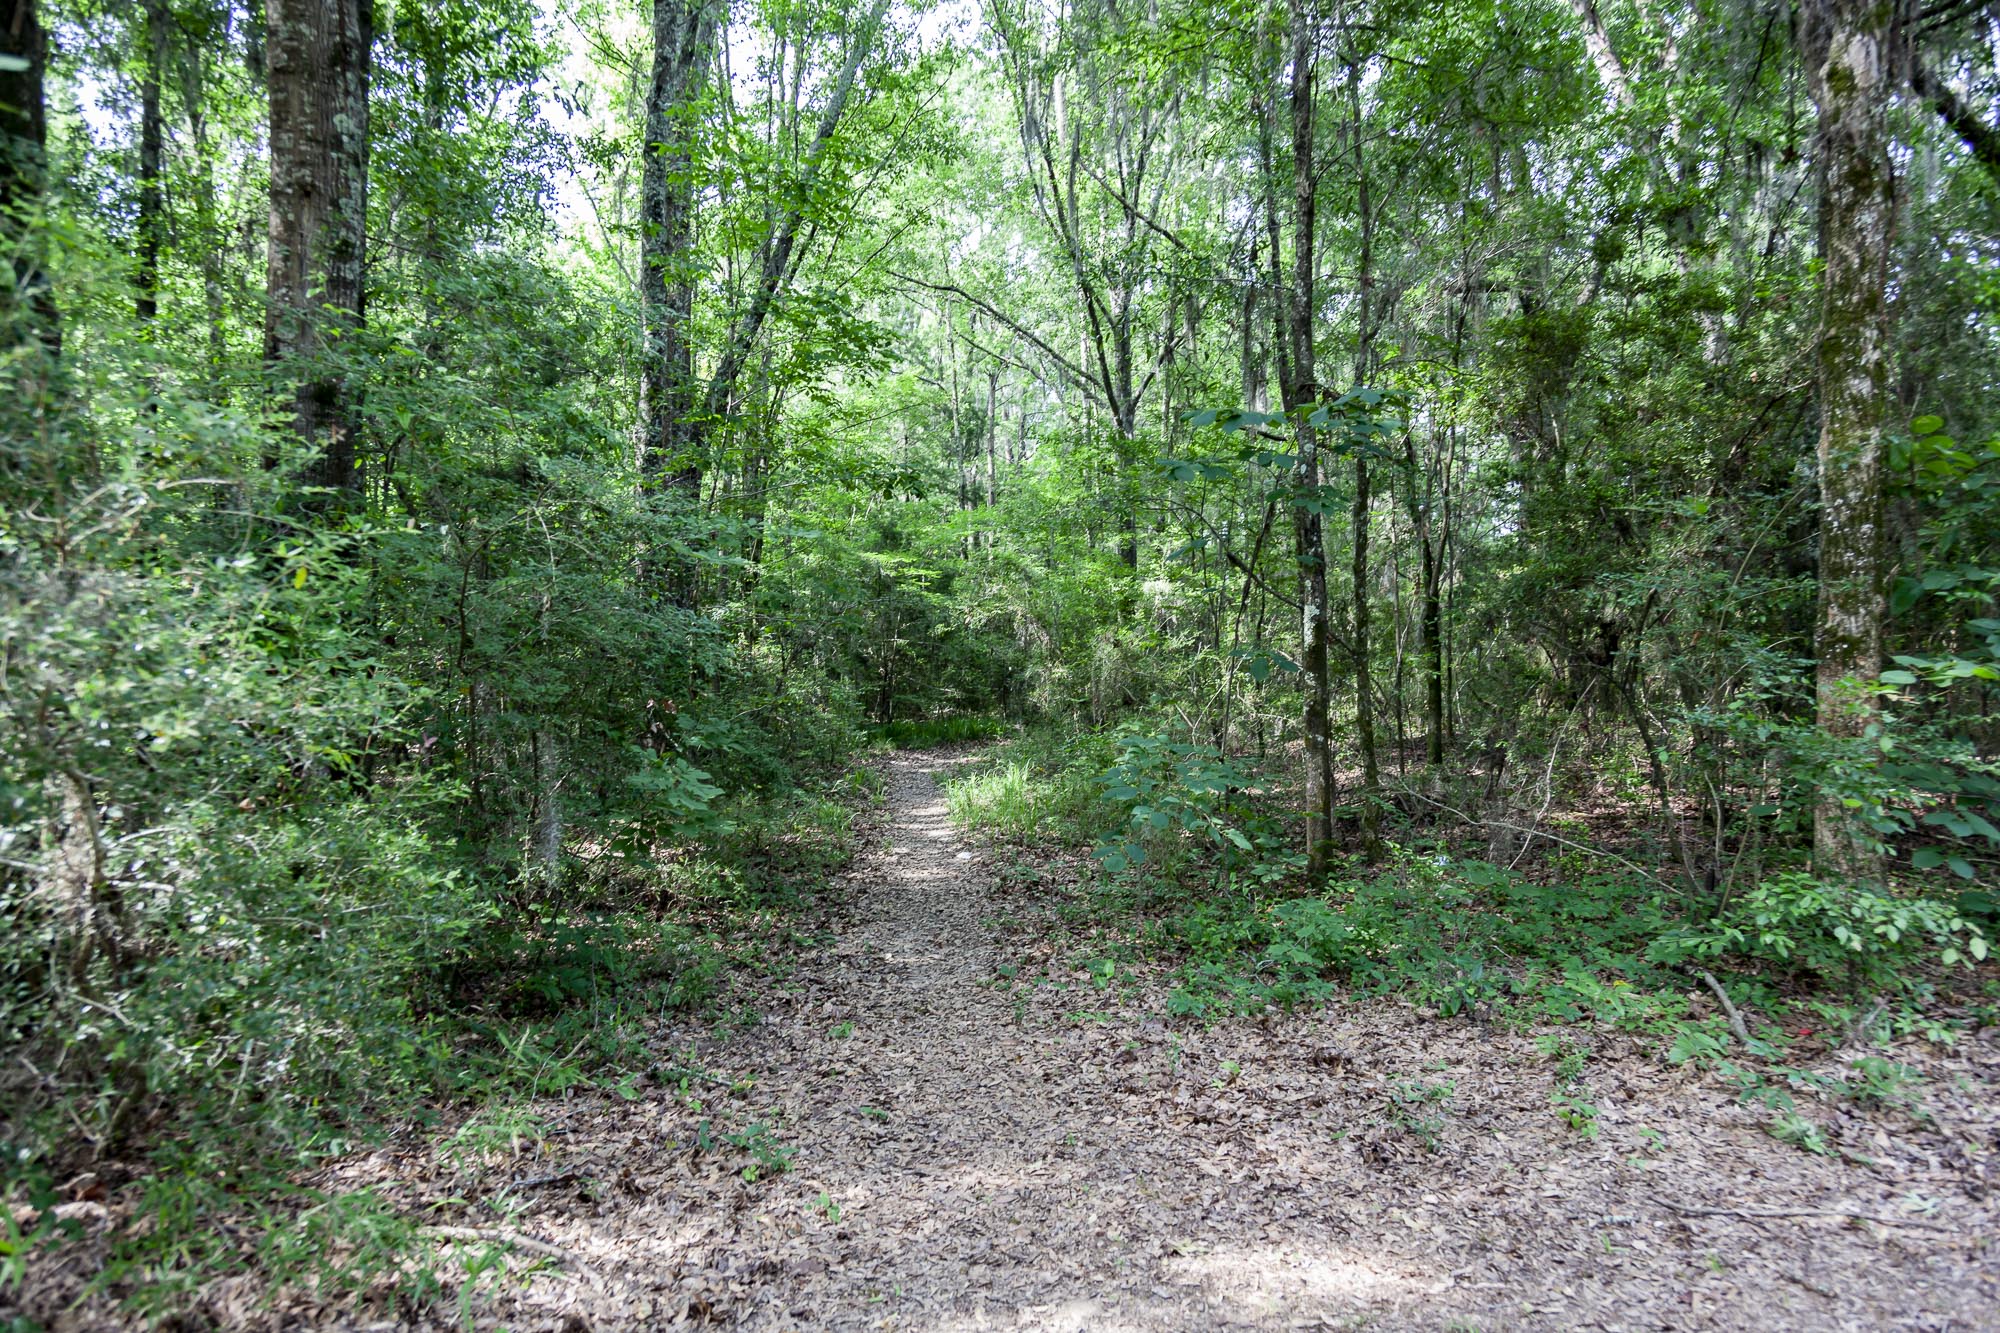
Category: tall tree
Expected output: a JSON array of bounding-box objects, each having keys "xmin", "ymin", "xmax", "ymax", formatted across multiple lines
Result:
[
  {"xmin": 1802, "ymin": 0, "xmax": 1896, "ymax": 883},
  {"xmin": 1273, "ymin": 0, "xmax": 1336, "ymax": 876},
  {"xmin": 1346, "ymin": 59, "xmax": 1384, "ymax": 862},
  {"xmin": 136, "ymin": 0, "xmax": 169, "ymax": 324},
  {"xmin": 1, "ymin": 0, "xmax": 55, "ymax": 348},
  {"xmin": 264, "ymin": 0, "xmax": 372, "ymax": 505},
  {"xmin": 638, "ymin": 0, "xmax": 718, "ymax": 498},
  {"xmin": 639, "ymin": 0, "xmax": 889, "ymax": 602}
]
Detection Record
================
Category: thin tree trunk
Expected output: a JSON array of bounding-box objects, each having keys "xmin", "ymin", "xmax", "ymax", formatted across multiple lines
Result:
[
  {"xmin": 1352, "ymin": 455, "xmax": 1383, "ymax": 857},
  {"xmin": 986, "ymin": 365, "xmax": 999, "ymax": 552},
  {"xmin": 1283, "ymin": 3, "xmax": 1335, "ymax": 877},
  {"xmin": 265, "ymin": 0, "xmax": 372, "ymax": 508},
  {"xmin": 1349, "ymin": 65, "xmax": 1383, "ymax": 861},
  {"xmin": 532, "ymin": 732, "xmax": 562, "ymax": 882},
  {"xmin": 178, "ymin": 34, "xmax": 228, "ymax": 372},
  {"xmin": 1422, "ymin": 519, "xmax": 1444, "ymax": 766},
  {"xmin": 1802, "ymin": 0, "xmax": 1895, "ymax": 884}
]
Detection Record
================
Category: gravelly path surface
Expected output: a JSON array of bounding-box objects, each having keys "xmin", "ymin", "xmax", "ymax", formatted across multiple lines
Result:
[{"xmin": 326, "ymin": 750, "xmax": 1998, "ymax": 1331}]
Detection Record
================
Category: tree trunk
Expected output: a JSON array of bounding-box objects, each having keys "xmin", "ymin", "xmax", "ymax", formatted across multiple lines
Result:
[
  {"xmin": 1349, "ymin": 67, "xmax": 1383, "ymax": 861},
  {"xmin": 1802, "ymin": 0, "xmax": 1895, "ymax": 884},
  {"xmin": 1282, "ymin": 0, "xmax": 1335, "ymax": 877},
  {"xmin": 137, "ymin": 0, "xmax": 168, "ymax": 325},
  {"xmin": 1421, "ymin": 523, "xmax": 1444, "ymax": 767},
  {"xmin": 1, "ymin": 0, "xmax": 57, "ymax": 350},
  {"xmin": 986, "ymin": 365, "xmax": 999, "ymax": 551},
  {"xmin": 178, "ymin": 32, "xmax": 229, "ymax": 372},
  {"xmin": 1351, "ymin": 455, "xmax": 1383, "ymax": 858},
  {"xmin": 531, "ymin": 731, "xmax": 562, "ymax": 883},
  {"xmin": 265, "ymin": 0, "xmax": 372, "ymax": 508},
  {"xmin": 638, "ymin": 0, "xmax": 716, "ymax": 513},
  {"xmin": 640, "ymin": 0, "xmax": 886, "ymax": 603}
]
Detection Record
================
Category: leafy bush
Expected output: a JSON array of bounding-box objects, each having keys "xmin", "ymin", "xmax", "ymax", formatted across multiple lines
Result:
[{"xmin": 1649, "ymin": 871, "xmax": 1989, "ymax": 993}]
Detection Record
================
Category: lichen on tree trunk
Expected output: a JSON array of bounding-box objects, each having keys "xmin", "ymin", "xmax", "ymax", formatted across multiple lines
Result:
[{"xmin": 1802, "ymin": 0, "xmax": 1896, "ymax": 884}]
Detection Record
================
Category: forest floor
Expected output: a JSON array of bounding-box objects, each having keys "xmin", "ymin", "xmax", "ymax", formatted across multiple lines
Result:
[{"xmin": 297, "ymin": 750, "xmax": 1997, "ymax": 1330}]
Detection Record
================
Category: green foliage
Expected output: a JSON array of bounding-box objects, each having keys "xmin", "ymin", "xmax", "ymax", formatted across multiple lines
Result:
[
  {"xmin": 11, "ymin": 0, "xmax": 2000, "ymax": 1310},
  {"xmin": 872, "ymin": 714, "xmax": 1008, "ymax": 749},
  {"xmin": 1093, "ymin": 734, "xmax": 1291, "ymax": 888},
  {"xmin": 1384, "ymin": 1078, "xmax": 1454, "ymax": 1152},
  {"xmin": 1649, "ymin": 872, "xmax": 1989, "ymax": 991},
  {"xmin": 941, "ymin": 726, "xmax": 1109, "ymax": 843},
  {"xmin": 622, "ymin": 751, "xmax": 731, "ymax": 844}
]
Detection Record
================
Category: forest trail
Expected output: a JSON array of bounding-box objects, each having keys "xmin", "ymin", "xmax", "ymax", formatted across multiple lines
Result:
[{"xmin": 364, "ymin": 750, "xmax": 1996, "ymax": 1331}]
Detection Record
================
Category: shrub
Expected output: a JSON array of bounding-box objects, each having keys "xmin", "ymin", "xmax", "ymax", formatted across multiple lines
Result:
[{"xmin": 1649, "ymin": 871, "xmax": 1989, "ymax": 994}]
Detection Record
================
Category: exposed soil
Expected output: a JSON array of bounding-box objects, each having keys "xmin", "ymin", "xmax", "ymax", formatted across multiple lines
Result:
[{"xmin": 65, "ymin": 748, "xmax": 1999, "ymax": 1330}]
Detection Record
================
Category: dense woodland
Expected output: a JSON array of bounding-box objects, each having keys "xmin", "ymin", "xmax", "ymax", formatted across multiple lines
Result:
[{"xmin": 3, "ymin": 0, "xmax": 1999, "ymax": 1319}]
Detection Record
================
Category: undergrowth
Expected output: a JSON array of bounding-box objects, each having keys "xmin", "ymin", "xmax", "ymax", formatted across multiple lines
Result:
[
  {"xmin": 1, "ymin": 775, "xmax": 868, "ymax": 1327},
  {"xmin": 951, "ymin": 722, "xmax": 1999, "ymax": 1154},
  {"xmin": 871, "ymin": 714, "xmax": 1008, "ymax": 750},
  {"xmin": 940, "ymin": 727, "xmax": 1110, "ymax": 842}
]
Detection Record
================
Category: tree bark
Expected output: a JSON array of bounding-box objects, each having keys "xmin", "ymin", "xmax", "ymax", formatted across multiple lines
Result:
[
  {"xmin": 1421, "ymin": 518, "xmax": 1444, "ymax": 766},
  {"xmin": 638, "ymin": 0, "xmax": 717, "ymax": 503},
  {"xmin": 137, "ymin": 0, "xmax": 168, "ymax": 325},
  {"xmin": 1282, "ymin": 0, "xmax": 1335, "ymax": 877},
  {"xmin": 640, "ymin": 0, "xmax": 885, "ymax": 602},
  {"xmin": 1348, "ymin": 67, "xmax": 1383, "ymax": 861},
  {"xmin": 1, "ymin": 0, "xmax": 57, "ymax": 350},
  {"xmin": 986, "ymin": 365, "xmax": 999, "ymax": 551},
  {"xmin": 1802, "ymin": 0, "xmax": 1896, "ymax": 884},
  {"xmin": 264, "ymin": 0, "xmax": 372, "ymax": 508},
  {"xmin": 178, "ymin": 28, "xmax": 229, "ymax": 372}
]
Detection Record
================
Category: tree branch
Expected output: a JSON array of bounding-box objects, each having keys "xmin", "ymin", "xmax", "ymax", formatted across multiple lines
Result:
[{"xmin": 1913, "ymin": 58, "xmax": 2000, "ymax": 189}]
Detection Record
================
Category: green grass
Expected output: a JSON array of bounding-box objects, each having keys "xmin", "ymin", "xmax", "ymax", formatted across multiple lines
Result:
[
  {"xmin": 870, "ymin": 714, "xmax": 1008, "ymax": 749},
  {"xmin": 940, "ymin": 725, "xmax": 1109, "ymax": 842}
]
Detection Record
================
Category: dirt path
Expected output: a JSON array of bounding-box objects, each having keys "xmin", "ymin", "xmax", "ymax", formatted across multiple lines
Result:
[{"xmin": 364, "ymin": 750, "xmax": 1996, "ymax": 1331}]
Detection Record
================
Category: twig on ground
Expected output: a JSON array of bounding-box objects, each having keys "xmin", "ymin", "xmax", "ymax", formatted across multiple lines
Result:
[
  {"xmin": 1696, "ymin": 969, "xmax": 1754, "ymax": 1046},
  {"xmin": 1842, "ymin": 997, "xmax": 1888, "ymax": 1049},
  {"xmin": 1654, "ymin": 1197, "xmax": 1952, "ymax": 1232},
  {"xmin": 423, "ymin": 1225, "xmax": 597, "ymax": 1272},
  {"xmin": 503, "ymin": 1167, "xmax": 583, "ymax": 1194}
]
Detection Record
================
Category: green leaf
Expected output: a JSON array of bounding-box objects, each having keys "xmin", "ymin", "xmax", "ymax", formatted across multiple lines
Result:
[
  {"xmin": 1911, "ymin": 414, "xmax": 1944, "ymax": 436},
  {"xmin": 1948, "ymin": 856, "xmax": 1976, "ymax": 880},
  {"xmin": 1912, "ymin": 848, "xmax": 1945, "ymax": 870}
]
